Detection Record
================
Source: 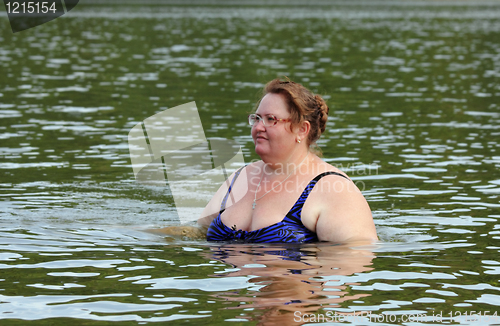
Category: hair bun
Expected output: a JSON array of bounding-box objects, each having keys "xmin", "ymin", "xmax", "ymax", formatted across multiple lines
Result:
[{"xmin": 314, "ymin": 94, "xmax": 329, "ymax": 133}]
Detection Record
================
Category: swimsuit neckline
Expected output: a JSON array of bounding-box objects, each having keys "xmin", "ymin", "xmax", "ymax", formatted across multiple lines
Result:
[
  {"xmin": 218, "ymin": 171, "xmax": 348, "ymax": 233},
  {"xmin": 217, "ymin": 214, "xmax": 288, "ymax": 235}
]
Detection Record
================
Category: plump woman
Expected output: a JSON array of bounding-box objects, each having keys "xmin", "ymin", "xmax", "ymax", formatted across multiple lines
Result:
[{"xmin": 199, "ymin": 78, "xmax": 377, "ymax": 243}]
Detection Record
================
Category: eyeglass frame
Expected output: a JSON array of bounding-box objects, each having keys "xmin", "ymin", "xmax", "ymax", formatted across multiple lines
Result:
[{"xmin": 248, "ymin": 113, "xmax": 292, "ymax": 127}]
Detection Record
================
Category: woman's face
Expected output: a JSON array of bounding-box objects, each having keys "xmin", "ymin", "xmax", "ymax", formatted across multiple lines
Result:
[{"xmin": 252, "ymin": 93, "xmax": 298, "ymax": 162}]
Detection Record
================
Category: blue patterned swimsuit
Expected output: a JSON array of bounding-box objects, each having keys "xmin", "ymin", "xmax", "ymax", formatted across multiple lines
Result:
[{"xmin": 206, "ymin": 168, "xmax": 349, "ymax": 243}]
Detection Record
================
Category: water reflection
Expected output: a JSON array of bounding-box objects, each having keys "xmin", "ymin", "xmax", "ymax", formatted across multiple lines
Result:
[{"xmin": 206, "ymin": 243, "xmax": 375, "ymax": 324}]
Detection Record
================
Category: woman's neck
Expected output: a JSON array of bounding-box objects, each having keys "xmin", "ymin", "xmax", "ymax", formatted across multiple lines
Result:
[{"xmin": 262, "ymin": 149, "xmax": 311, "ymax": 177}]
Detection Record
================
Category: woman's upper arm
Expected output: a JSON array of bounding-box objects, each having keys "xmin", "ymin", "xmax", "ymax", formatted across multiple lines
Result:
[{"xmin": 315, "ymin": 178, "xmax": 378, "ymax": 243}]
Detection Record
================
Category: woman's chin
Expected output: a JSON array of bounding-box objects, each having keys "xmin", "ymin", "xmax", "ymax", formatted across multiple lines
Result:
[{"xmin": 254, "ymin": 145, "xmax": 268, "ymax": 158}]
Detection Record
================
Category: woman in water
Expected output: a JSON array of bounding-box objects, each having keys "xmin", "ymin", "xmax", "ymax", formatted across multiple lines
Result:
[{"xmin": 198, "ymin": 78, "xmax": 377, "ymax": 243}]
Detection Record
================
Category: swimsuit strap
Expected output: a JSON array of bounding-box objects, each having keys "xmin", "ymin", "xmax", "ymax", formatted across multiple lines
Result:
[
  {"xmin": 219, "ymin": 166, "xmax": 245, "ymax": 212},
  {"xmin": 312, "ymin": 171, "xmax": 349, "ymax": 184},
  {"xmin": 301, "ymin": 171, "xmax": 349, "ymax": 204},
  {"xmin": 286, "ymin": 171, "xmax": 350, "ymax": 220}
]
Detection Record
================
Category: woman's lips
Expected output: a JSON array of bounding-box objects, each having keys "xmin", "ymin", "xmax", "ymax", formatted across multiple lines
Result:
[{"xmin": 255, "ymin": 135, "xmax": 268, "ymax": 141}]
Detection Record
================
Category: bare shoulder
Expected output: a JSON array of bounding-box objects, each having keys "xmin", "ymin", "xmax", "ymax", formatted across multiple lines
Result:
[
  {"xmin": 197, "ymin": 164, "xmax": 250, "ymax": 226},
  {"xmin": 307, "ymin": 160, "xmax": 378, "ymax": 243},
  {"xmin": 309, "ymin": 161, "xmax": 362, "ymax": 205}
]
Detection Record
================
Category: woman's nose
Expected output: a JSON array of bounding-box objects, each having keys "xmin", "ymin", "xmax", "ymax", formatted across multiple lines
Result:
[{"xmin": 253, "ymin": 118, "xmax": 266, "ymax": 130}]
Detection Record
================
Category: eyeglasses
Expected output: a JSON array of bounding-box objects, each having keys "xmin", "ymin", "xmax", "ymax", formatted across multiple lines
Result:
[{"xmin": 248, "ymin": 114, "xmax": 291, "ymax": 127}]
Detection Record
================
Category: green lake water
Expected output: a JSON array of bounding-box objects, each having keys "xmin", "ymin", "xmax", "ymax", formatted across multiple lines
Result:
[{"xmin": 1, "ymin": 1, "xmax": 500, "ymax": 324}]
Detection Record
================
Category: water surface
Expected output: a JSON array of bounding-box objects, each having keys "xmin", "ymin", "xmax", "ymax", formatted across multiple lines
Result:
[{"xmin": 1, "ymin": 1, "xmax": 500, "ymax": 324}]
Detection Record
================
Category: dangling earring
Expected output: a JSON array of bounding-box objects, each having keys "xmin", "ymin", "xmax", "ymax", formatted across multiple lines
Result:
[{"xmin": 296, "ymin": 138, "xmax": 301, "ymax": 143}]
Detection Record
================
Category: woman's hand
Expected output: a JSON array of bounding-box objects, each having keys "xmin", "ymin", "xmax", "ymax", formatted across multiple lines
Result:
[{"xmin": 148, "ymin": 225, "xmax": 208, "ymax": 240}]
